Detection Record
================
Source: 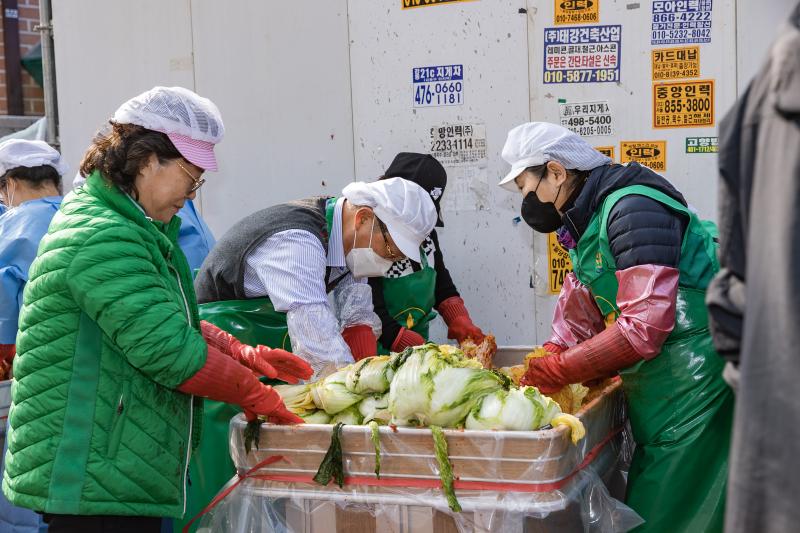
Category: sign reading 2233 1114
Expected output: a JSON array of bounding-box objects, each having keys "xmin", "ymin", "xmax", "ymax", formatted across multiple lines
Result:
[
  {"xmin": 413, "ymin": 65, "xmax": 463, "ymax": 107},
  {"xmin": 543, "ymin": 25, "xmax": 621, "ymax": 84}
]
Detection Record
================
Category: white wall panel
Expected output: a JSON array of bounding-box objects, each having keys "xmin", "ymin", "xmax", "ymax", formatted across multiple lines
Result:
[{"xmin": 348, "ymin": 0, "xmax": 535, "ymax": 345}]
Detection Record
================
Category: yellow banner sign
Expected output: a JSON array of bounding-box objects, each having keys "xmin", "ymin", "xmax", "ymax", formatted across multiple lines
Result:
[
  {"xmin": 653, "ymin": 79, "xmax": 714, "ymax": 129},
  {"xmin": 595, "ymin": 145, "xmax": 614, "ymax": 160},
  {"xmin": 652, "ymin": 46, "xmax": 700, "ymax": 80},
  {"xmin": 402, "ymin": 0, "xmax": 473, "ymax": 8},
  {"xmin": 554, "ymin": 0, "xmax": 599, "ymax": 25},
  {"xmin": 548, "ymin": 232, "xmax": 573, "ymax": 294},
  {"xmin": 620, "ymin": 141, "xmax": 667, "ymax": 172}
]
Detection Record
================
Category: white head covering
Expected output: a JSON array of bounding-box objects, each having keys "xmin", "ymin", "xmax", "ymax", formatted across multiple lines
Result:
[
  {"xmin": 0, "ymin": 139, "xmax": 68, "ymax": 177},
  {"xmin": 342, "ymin": 177, "xmax": 437, "ymax": 262},
  {"xmin": 113, "ymin": 86, "xmax": 225, "ymax": 171},
  {"xmin": 499, "ymin": 122, "xmax": 611, "ymax": 191}
]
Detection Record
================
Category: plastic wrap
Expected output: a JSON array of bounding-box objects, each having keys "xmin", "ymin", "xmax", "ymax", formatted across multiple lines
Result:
[
  {"xmin": 333, "ymin": 275, "xmax": 382, "ymax": 337},
  {"xmin": 286, "ymin": 303, "xmax": 354, "ymax": 378},
  {"xmin": 194, "ymin": 380, "xmax": 641, "ymax": 533}
]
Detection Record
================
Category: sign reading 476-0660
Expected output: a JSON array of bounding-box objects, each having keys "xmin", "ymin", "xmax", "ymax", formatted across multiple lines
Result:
[{"xmin": 413, "ymin": 65, "xmax": 464, "ymax": 107}]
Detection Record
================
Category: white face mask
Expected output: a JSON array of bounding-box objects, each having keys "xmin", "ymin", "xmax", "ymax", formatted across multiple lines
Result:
[{"xmin": 345, "ymin": 216, "xmax": 394, "ymax": 278}]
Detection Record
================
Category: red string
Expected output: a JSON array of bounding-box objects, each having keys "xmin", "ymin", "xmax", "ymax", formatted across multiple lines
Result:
[
  {"xmin": 253, "ymin": 426, "xmax": 623, "ymax": 493},
  {"xmin": 181, "ymin": 454, "xmax": 286, "ymax": 533},
  {"xmin": 182, "ymin": 425, "xmax": 623, "ymax": 529}
]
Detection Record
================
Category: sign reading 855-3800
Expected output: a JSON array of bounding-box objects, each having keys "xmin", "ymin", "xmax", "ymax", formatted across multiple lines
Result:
[{"xmin": 543, "ymin": 25, "xmax": 621, "ymax": 84}]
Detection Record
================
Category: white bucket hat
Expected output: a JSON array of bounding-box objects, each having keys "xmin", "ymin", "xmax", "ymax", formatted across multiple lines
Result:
[
  {"xmin": 499, "ymin": 122, "xmax": 611, "ymax": 191},
  {"xmin": 342, "ymin": 177, "xmax": 437, "ymax": 262}
]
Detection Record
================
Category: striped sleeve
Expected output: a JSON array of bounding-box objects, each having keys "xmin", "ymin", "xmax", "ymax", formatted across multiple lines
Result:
[{"xmin": 243, "ymin": 230, "xmax": 329, "ymax": 310}]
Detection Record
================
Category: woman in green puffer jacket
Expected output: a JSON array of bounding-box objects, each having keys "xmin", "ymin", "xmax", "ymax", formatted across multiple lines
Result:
[{"xmin": 1, "ymin": 87, "xmax": 309, "ymax": 533}]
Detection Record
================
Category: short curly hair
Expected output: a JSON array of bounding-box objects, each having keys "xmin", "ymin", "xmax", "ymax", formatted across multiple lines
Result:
[{"xmin": 79, "ymin": 122, "xmax": 181, "ymax": 199}]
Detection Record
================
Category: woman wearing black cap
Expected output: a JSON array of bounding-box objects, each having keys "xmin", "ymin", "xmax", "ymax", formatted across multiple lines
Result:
[{"xmin": 369, "ymin": 152, "xmax": 486, "ymax": 353}]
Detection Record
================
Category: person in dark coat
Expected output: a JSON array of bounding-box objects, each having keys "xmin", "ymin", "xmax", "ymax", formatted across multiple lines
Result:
[{"xmin": 706, "ymin": 4, "xmax": 800, "ymax": 532}]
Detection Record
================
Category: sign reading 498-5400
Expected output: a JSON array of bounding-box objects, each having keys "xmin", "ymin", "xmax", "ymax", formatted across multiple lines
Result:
[
  {"xmin": 413, "ymin": 65, "xmax": 463, "ymax": 107},
  {"xmin": 543, "ymin": 25, "xmax": 621, "ymax": 84}
]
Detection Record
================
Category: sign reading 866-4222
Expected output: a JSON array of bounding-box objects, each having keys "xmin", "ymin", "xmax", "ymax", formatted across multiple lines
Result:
[{"xmin": 413, "ymin": 64, "xmax": 463, "ymax": 107}]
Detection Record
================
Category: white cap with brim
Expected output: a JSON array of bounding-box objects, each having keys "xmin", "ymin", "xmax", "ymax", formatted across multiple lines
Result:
[
  {"xmin": 499, "ymin": 122, "xmax": 611, "ymax": 191},
  {"xmin": 342, "ymin": 177, "xmax": 437, "ymax": 263},
  {"xmin": 113, "ymin": 86, "xmax": 225, "ymax": 171}
]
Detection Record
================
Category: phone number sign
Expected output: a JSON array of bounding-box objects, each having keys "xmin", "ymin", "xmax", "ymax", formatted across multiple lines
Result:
[
  {"xmin": 543, "ymin": 25, "xmax": 621, "ymax": 84},
  {"xmin": 559, "ymin": 100, "xmax": 614, "ymax": 137},
  {"xmin": 653, "ymin": 79, "xmax": 714, "ymax": 128},
  {"xmin": 413, "ymin": 64, "xmax": 464, "ymax": 107},
  {"xmin": 652, "ymin": 0, "xmax": 713, "ymax": 45}
]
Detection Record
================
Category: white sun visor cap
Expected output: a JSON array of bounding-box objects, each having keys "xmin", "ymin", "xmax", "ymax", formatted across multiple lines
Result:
[
  {"xmin": 0, "ymin": 139, "xmax": 68, "ymax": 177},
  {"xmin": 499, "ymin": 122, "xmax": 611, "ymax": 192},
  {"xmin": 342, "ymin": 177, "xmax": 437, "ymax": 263},
  {"xmin": 113, "ymin": 86, "xmax": 225, "ymax": 171}
]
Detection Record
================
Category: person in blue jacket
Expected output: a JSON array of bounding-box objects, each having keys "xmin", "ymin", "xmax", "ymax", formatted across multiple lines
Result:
[
  {"xmin": 0, "ymin": 139, "xmax": 67, "ymax": 533},
  {"xmin": 72, "ymin": 173, "xmax": 215, "ymax": 273}
]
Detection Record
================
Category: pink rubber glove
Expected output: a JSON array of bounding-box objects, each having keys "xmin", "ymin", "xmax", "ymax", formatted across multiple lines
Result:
[
  {"xmin": 614, "ymin": 265, "xmax": 679, "ymax": 359},
  {"xmin": 521, "ymin": 324, "xmax": 641, "ymax": 394},
  {"xmin": 522, "ymin": 264, "xmax": 680, "ymax": 393},
  {"xmin": 200, "ymin": 321, "xmax": 312, "ymax": 384},
  {"xmin": 547, "ymin": 273, "xmax": 606, "ymax": 349}
]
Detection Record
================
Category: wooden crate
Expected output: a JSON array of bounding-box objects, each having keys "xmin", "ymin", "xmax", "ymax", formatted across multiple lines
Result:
[
  {"xmin": 218, "ymin": 380, "xmax": 626, "ymax": 532},
  {"xmin": 231, "ymin": 380, "xmax": 623, "ymax": 485}
]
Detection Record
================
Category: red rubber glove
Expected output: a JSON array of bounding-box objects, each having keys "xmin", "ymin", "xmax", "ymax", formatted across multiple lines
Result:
[
  {"xmin": 542, "ymin": 342, "xmax": 565, "ymax": 355},
  {"xmin": 341, "ymin": 324, "xmax": 377, "ymax": 362},
  {"xmin": 520, "ymin": 324, "xmax": 641, "ymax": 394},
  {"xmin": 391, "ymin": 328, "xmax": 426, "ymax": 352},
  {"xmin": 0, "ymin": 344, "xmax": 15, "ymax": 365},
  {"xmin": 179, "ymin": 344, "xmax": 303, "ymax": 424},
  {"xmin": 200, "ymin": 321, "xmax": 312, "ymax": 384},
  {"xmin": 437, "ymin": 296, "xmax": 484, "ymax": 344}
]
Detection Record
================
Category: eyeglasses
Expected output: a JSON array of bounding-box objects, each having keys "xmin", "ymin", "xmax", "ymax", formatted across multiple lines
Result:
[
  {"xmin": 376, "ymin": 219, "xmax": 400, "ymax": 260},
  {"xmin": 176, "ymin": 161, "xmax": 205, "ymax": 193}
]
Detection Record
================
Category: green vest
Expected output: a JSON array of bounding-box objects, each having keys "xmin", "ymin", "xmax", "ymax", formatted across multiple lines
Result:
[
  {"xmin": 569, "ymin": 185, "xmax": 733, "ymax": 533},
  {"xmin": 377, "ymin": 249, "xmax": 437, "ymax": 354},
  {"xmin": 3, "ymin": 172, "xmax": 206, "ymax": 518}
]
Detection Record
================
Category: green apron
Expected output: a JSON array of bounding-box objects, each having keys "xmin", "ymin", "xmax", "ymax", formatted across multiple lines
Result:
[
  {"xmin": 569, "ymin": 185, "xmax": 734, "ymax": 533},
  {"xmin": 377, "ymin": 250, "xmax": 437, "ymax": 354},
  {"xmin": 180, "ymin": 199, "xmax": 341, "ymax": 531}
]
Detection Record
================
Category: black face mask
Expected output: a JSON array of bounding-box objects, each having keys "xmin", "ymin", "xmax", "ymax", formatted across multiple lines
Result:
[{"xmin": 521, "ymin": 174, "xmax": 563, "ymax": 233}]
